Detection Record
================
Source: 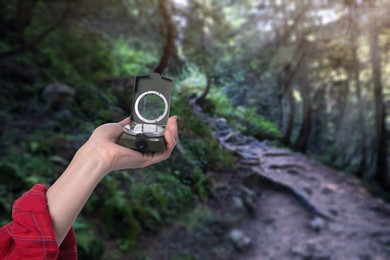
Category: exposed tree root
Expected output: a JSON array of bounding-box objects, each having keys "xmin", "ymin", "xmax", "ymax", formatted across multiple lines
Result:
[{"xmin": 244, "ymin": 170, "xmax": 335, "ymax": 221}]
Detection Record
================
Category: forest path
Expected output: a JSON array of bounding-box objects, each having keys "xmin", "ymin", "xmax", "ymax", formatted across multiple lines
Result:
[{"xmin": 211, "ymin": 117, "xmax": 390, "ymax": 259}]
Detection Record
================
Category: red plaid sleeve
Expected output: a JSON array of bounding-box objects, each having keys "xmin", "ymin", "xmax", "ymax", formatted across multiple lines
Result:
[{"xmin": 0, "ymin": 184, "xmax": 77, "ymax": 259}]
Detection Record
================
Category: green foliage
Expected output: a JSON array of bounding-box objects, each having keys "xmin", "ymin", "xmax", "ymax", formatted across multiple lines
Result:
[
  {"xmin": 204, "ymin": 86, "xmax": 282, "ymax": 140},
  {"xmin": 86, "ymin": 170, "xmax": 194, "ymax": 252},
  {"xmin": 235, "ymin": 106, "xmax": 282, "ymax": 140},
  {"xmin": 30, "ymin": 30, "xmax": 113, "ymax": 84},
  {"xmin": 177, "ymin": 66, "xmax": 208, "ymax": 96},
  {"xmin": 171, "ymin": 94, "xmax": 237, "ymax": 171},
  {"xmin": 180, "ymin": 205, "xmax": 213, "ymax": 233},
  {"xmin": 0, "ymin": 146, "xmax": 60, "ymax": 225},
  {"xmin": 176, "ymin": 68, "xmax": 281, "ymax": 141},
  {"xmin": 111, "ymin": 39, "xmax": 158, "ymax": 77},
  {"xmin": 73, "ymin": 220, "xmax": 104, "ymax": 259}
]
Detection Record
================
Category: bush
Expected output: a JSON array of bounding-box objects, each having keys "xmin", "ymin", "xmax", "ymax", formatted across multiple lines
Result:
[{"xmin": 86, "ymin": 170, "xmax": 194, "ymax": 252}]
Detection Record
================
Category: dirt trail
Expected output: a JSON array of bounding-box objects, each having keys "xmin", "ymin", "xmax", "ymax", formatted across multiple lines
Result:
[
  {"xmin": 213, "ymin": 117, "xmax": 390, "ymax": 260},
  {"xmin": 131, "ymin": 117, "xmax": 390, "ymax": 260}
]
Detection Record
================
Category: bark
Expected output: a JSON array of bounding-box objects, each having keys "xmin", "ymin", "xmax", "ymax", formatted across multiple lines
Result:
[
  {"xmin": 281, "ymin": 36, "xmax": 310, "ymax": 145},
  {"xmin": 376, "ymin": 106, "xmax": 388, "ymax": 186},
  {"xmin": 294, "ymin": 99, "xmax": 312, "ymax": 153},
  {"xmin": 369, "ymin": 14, "xmax": 388, "ymax": 187},
  {"xmin": 195, "ymin": 72, "xmax": 212, "ymax": 105},
  {"xmin": 282, "ymin": 86, "xmax": 296, "ymax": 145},
  {"xmin": 348, "ymin": 4, "xmax": 368, "ymax": 178},
  {"xmin": 294, "ymin": 44, "xmax": 312, "ymax": 153},
  {"xmin": 334, "ymin": 78, "xmax": 350, "ymax": 166},
  {"xmin": 154, "ymin": 0, "xmax": 175, "ymax": 74}
]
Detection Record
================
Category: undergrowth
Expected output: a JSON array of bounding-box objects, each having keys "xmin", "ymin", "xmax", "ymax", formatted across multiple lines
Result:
[{"xmin": 176, "ymin": 68, "xmax": 281, "ymax": 141}]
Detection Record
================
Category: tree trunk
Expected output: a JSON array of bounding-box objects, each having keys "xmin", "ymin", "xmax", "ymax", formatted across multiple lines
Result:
[
  {"xmin": 154, "ymin": 0, "xmax": 175, "ymax": 74},
  {"xmin": 294, "ymin": 44, "xmax": 312, "ymax": 153},
  {"xmin": 294, "ymin": 86, "xmax": 312, "ymax": 153},
  {"xmin": 334, "ymin": 78, "xmax": 350, "ymax": 167},
  {"xmin": 195, "ymin": 72, "xmax": 212, "ymax": 105},
  {"xmin": 348, "ymin": 4, "xmax": 368, "ymax": 178},
  {"xmin": 369, "ymin": 14, "xmax": 388, "ymax": 187},
  {"xmin": 376, "ymin": 105, "xmax": 388, "ymax": 186},
  {"xmin": 281, "ymin": 27, "xmax": 312, "ymax": 145},
  {"xmin": 282, "ymin": 85, "xmax": 296, "ymax": 145},
  {"xmin": 281, "ymin": 64, "xmax": 296, "ymax": 145}
]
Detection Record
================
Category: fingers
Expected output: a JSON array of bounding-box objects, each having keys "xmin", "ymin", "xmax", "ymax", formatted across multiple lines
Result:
[
  {"xmin": 166, "ymin": 116, "xmax": 179, "ymax": 146},
  {"xmin": 117, "ymin": 117, "xmax": 130, "ymax": 127},
  {"xmin": 143, "ymin": 116, "xmax": 178, "ymax": 166},
  {"xmin": 100, "ymin": 117, "xmax": 129, "ymax": 141},
  {"xmin": 96, "ymin": 116, "xmax": 178, "ymax": 170}
]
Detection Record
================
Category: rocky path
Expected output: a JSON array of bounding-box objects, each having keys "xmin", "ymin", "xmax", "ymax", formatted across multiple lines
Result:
[
  {"xmin": 212, "ymin": 117, "xmax": 390, "ymax": 259},
  {"xmin": 130, "ymin": 116, "xmax": 390, "ymax": 260}
]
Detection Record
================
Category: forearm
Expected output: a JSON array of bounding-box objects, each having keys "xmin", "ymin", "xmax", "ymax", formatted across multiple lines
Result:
[{"xmin": 46, "ymin": 144, "xmax": 108, "ymax": 245}]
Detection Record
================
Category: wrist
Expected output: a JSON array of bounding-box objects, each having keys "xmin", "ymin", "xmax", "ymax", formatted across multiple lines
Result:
[{"xmin": 73, "ymin": 142, "xmax": 110, "ymax": 179}]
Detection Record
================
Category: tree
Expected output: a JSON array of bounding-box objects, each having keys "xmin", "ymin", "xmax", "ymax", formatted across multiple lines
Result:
[
  {"xmin": 154, "ymin": 0, "xmax": 176, "ymax": 74},
  {"xmin": 346, "ymin": 1, "xmax": 368, "ymax": 177},
  {"xmin": 293, "ymin": 38, "xmax": 313, "ymax": 152},
  {"xmin": 368, "ymin": 3, "xmax": 388, "ymax": 187}
]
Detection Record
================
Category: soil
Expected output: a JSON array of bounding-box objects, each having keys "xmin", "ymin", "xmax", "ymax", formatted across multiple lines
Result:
[{"xmin": 130, "ymin": 117, "xmax": 390, "ymax": 260}]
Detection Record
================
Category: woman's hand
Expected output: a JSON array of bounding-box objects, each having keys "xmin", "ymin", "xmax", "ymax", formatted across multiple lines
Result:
[{"xmin": 81, "ymin": 116, "xmax": 178, "ymax": 174}]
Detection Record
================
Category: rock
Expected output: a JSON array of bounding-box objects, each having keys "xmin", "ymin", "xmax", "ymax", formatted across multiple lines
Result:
[
  {"xmin": 291, "ymin": 239, "xmax": 331, "ymax": 260},
  {"xmin": 310, "ymin": 217, "xmax": 326, "ymax": 232},
  {"xmin": 41, "ymin": 82, "xmax": 75, "ymax": 111},
  {"xmin": 215, "ymin": 117, "xmax": 229, "ymax": 130},
  {"xmin": 229, "ymin": 229, "xmax": 252, "ymax": 250},
  {"xmin": 42, "ymin": 82, "xmax": 74, "ymax": 96},
  {"xmin": 232, "ymin": 196, "xmax": 245, "ymax": 212},
  {"xmin": 237, "ymin": 150, "xmax": 258, "ymax": 160},
  {"xmin": 214, "ymin": 129, "xmax": 229, "ymax": 137},
  {"xmin": 356, "ymin": 253, "xmax": 373, "ymax": 260},
  {"xmin": 223, "ymin": 132, "xmax": 239, "ymax": 143},
  {"xmin": 321, "ymin": 183, "xmax": 338, "ymax": 195},
  {"xmin": 303, "ymin": 185, "xmax": 313, "ymax": 195},
  {"xmin": 328, "ymin": 223, "xmax": 343, "ymax": 235},
  {"xmin": 328, "ymin": 208, "xmax": 338, "ymax": 216},
  {"xmin": 241, "ymin": 186, "xmax": 256, "ymax": 216},
  {"xmin": 240, "ymin": 158, "xmax": 260, "ymax": 165}
]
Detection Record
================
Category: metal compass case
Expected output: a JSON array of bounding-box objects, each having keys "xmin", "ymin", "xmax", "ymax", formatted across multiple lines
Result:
[{"xmin": 117, "ymin": 73, "xmax": 172, "ymax": 152}]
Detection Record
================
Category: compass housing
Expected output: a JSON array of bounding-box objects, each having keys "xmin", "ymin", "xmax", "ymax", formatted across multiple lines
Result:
[{"xmin": 117, "ymin": 73, "xmax": 172, "ymax": 152}]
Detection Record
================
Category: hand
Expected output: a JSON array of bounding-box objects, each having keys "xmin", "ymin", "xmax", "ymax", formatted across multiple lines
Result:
[{"xmin": 82, "ymin": 116, "xmax": 179, "ymax": 173}]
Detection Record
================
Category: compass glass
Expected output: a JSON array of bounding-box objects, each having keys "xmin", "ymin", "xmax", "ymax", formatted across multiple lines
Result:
[{"xmin": 135, "ymin": 91, "xmax": 168, "ymax": 123}]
